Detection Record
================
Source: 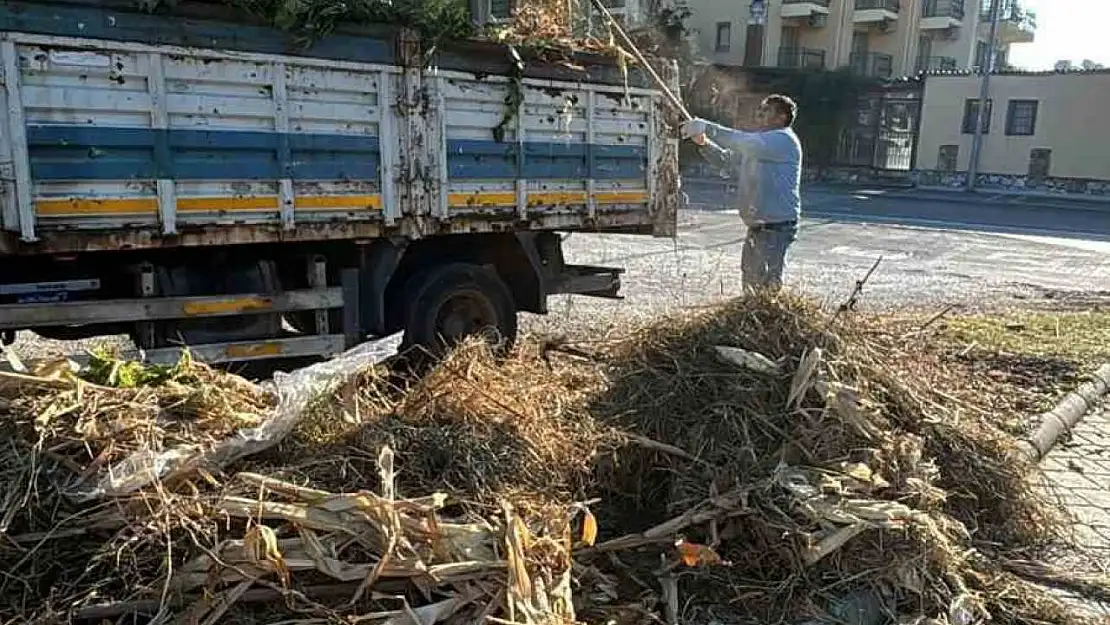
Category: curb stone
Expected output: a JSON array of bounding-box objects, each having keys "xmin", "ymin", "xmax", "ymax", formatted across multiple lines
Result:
[{"xmin": 1020, "ymin": 363, "xmax": 1110, "ymax": 462}]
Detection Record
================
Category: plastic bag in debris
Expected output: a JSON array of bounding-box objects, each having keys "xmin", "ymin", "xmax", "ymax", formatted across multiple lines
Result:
[
  {"xmin": 828, "ymin": 589, "xmax": 887, "ymax": 625},
  {"xmin": 76, "ymin": 333, "xmax": 403, "ymax": 500}
]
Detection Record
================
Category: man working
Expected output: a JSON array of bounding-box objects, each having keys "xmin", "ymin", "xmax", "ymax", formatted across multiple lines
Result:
[{"xmin": 682, "ymin": 95, "xmax": 802, "ymax": 291}]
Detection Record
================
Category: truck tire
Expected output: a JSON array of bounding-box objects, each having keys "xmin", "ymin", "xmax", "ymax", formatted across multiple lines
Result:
[{"xmin": 402, "ymin": 263, "xmax": 517, "ymax": 353}]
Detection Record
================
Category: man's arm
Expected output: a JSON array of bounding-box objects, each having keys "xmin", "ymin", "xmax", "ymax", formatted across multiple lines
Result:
[
  {"xmin": 701, "ymin": 120, "xmax": 773, "ymax": 159},
  {"xmin": 696, "ymin": 137, "xmax": 733, "ymax": 175}
]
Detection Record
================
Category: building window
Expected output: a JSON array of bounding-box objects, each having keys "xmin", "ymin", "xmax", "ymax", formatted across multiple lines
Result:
[
  {"xmin": 961, "ymin": 98, "xmax": 992, "ymax": 134},
  {"xmin": 782, "ymin": 26, "xmax": 801, "ymax": 49},
  {"xmin": 715, "ymin": 22, "xmax": 732, "ymax": 52},
  {"xmin": 995, "ymin": 47, "xmax": 1009, "ymax": 69},
  {"xmin": 1006, "ymin": 100, "xmax": 1038, "ymax": 136},
  {"xmin": 938, "ymin": 145, "xmax": 959, "ymax": 171},
  {"xmin": 1029, "ymin": 148, "xmax": 1051, "ymax": 180},
  {"xmin": 973, "ymin": 41, "xmax": 987, "ymax": 69},
  {"xmin": 490, "ymin": 0, "xmax": 511, "ymax": 19}
]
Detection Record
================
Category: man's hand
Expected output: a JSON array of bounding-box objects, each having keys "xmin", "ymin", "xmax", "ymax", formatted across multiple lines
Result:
[{"xmin": 682, "ymin": 118, "xmax": 708, "ymax": 145}]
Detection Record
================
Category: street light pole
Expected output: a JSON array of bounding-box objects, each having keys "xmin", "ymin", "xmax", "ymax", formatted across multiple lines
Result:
[{"xmin": 967, "ymin": 0, "xmax": 1002, "ymax": 191}]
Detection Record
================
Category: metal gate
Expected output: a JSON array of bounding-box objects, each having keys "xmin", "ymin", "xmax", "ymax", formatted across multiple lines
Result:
[{"xmin": 835, "ymin": 89, "xmax": 922, "ymax": 171}]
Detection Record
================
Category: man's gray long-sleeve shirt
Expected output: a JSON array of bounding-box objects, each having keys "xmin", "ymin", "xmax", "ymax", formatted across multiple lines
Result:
[{"xmin": 697, "ymin": 121, "xmax": 802, "ymax": 226}]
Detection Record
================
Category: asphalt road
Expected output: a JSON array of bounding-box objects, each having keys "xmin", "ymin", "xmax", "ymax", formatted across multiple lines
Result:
[
  {"xmin": 804, "ymin": 186, "xmax": 1110, "ymax": 241},
  {"xmin": 535, "ymin": 185, "xmax": 1110, "ymax": 333},
  {"xmin": 686, "ymin": 180, "xmax": 1110, "ymax": 240}
]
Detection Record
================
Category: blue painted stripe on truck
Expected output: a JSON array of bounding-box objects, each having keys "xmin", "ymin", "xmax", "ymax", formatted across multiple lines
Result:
[
  {"xmin": 26, "ymin": 125, "xmax": 382, "ymax": 181},
  {"xmin": 24, "ymin": 125, "xmax": 648, "ymax": 182},
  {"xmin": 444, "ymin": 139, "xmax": 647, "ymax": 181}
]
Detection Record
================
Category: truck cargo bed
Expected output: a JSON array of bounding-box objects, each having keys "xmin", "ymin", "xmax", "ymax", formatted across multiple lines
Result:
[
  {"xmin": 0, "ymin": 0, "xmax": 679, "ymax": 365},
  {"xmin": 0, "ymin": 0, "xmax": 678, "ymax": 254}
]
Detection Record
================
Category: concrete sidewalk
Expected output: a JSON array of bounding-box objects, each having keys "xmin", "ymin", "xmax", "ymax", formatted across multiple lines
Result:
[
  {"xmin": 1042, "ymin": 404, "xmax": 1110, "ymax": 618},
  {"xmin": 1044, "ymin": 405, "xmax": 1110, "ymax": 557}
]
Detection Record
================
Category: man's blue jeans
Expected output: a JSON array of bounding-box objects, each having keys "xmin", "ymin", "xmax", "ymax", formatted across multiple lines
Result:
[{"xmin": 742, "ymin": 221, "xmax": 797, "ymax": 291}]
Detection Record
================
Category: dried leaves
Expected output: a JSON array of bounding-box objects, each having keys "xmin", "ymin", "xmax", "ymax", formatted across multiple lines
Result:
[
  {"xmin": 575, "ymin": 293, "xmax": 1085, "ymax": 625},
  {"xmin": 0, "ymin": 294, "xmax": 1100, "ymax": 624}
]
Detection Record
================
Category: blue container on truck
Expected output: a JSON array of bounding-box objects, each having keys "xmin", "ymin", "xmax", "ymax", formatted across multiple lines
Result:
[{"xmin": 0, "ymin": 0, "xmax": 680, "ymax": 363}]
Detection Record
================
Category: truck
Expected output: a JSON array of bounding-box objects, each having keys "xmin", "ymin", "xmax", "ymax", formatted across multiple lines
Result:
[{"xmin": 0, "ymin": 0, "xmax": 680, "ymax": 365}]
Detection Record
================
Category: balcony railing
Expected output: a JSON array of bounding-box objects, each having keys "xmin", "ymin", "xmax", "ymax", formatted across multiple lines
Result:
[
  {"xmin": 922, "ymin": 0, "xmax": 964, "ymax": 19},
  {"xmin": 783, "ymin": 0, "xmax": 831, "ymax": 5},
  {"xmin": 1008, "ymin": 7, "xmax": 1036, "ymax": 31},
  {"xmin": 915, "ymin": 55, "xmax": 958, "ymax": 73},
  {"xmin": 980, "ymin": 0, "xmax": 1036, "ymax": 30},
  {"xmin": 855, "ymin": 0, "xmax": 901, "ymax": 11},
  {"xmin": 850, "ymin": 52, "xmax": 894, "ymax": 77},
  {"xmin": 778, "ymin": 46, "xmax": 828, "ymax": 69}
]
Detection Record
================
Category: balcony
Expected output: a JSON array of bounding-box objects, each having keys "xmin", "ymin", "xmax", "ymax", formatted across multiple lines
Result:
[
  {"xmin": 920, "ymin": 0, "xmax": 963, "ymax": 29},
  {"xmin": 980, "ymin": 0, "xmax": 1036, "ymax": 43},
  {"xmin": 781, "ymin": 0, "xmax": 831, "ymax": 19},
  {"xmin": 915, "ymin": 55, "xmax": 958, "ymax": 73},
  {"xmin": 778, "ymin": 46, "xmax": 828, "ymax": 69},
  {"xmin": 850, "ymin": 52, "xmax": 894, "ymax": 78},
  {"xmin": 855, "ymin": 0, "xmax": 900, "ymax": 24}
]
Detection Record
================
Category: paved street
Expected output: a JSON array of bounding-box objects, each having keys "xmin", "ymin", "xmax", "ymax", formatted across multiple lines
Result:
[
  {"xmin": 550, "ymin": 186, "xmax": 1110, "ymax": 327},
  {"xmin": 804, "ymin": 186, "xmax": 1110, "ymax": 242},
  {"xmin": 686, "ymin": 179, "xmax": 1110, "ymax": 238}
]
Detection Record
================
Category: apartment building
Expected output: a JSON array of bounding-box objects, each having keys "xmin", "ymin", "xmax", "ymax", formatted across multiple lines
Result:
[
  {"xmin": 916, "ymin": 71, "xmax": 1110, "ymax": 183},
  {"xmin": 686, "ymin": 0, "xmax": 1035, "ymax": 77}
]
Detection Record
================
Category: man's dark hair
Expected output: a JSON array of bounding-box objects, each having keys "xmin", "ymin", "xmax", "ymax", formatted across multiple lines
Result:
[{"xmin": 763, "ymin": 94, "xmax": 798, "ymax": 127}]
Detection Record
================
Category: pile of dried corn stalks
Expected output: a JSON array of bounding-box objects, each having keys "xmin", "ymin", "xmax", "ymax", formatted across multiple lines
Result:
[
  {"xmin": 1, "ymin": 294, "xmax": 1106, "ymax": 624},
  {"xmin": 0, "ymin": 334, "xmax": 592, "ymax": 625}
]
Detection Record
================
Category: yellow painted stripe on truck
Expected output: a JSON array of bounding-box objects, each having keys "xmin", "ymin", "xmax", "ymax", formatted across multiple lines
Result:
[
  {"xmin": 447, "ymin": 192, "xmax": 517, "ymax": 207},
  {"xmin": 35, "ymin": 195, "xmax": 384, "ymax": 216},
  {"xmin": 182, "ymin": 296, "xmax": 274, "ymax": 316},
  {"xmin": 224, "ymin": 342, "xmax": 285, "ymax": 359},
  {"xmin": 296, "ymin": 195, "xmax": 383, "ymax": 210},
  {"xmin": 35, "ymin": 191, "xmax": 643, "ymax": 216},
  {"xmin": 177, "ymin": 196, "xmax": 279, "ymax": 212},
  {"xmin": 595, "ymin": 191, "xmax": 649, "ymax": 204},
  {"xmin": 446, "ymin": 190, "xmax": 648, "ymax": 208},
  {"xmin": 36, "ymin": 197, "xmax": 157, "ymax": 216}
]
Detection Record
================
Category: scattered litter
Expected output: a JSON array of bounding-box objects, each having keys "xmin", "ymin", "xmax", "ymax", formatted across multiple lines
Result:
[{"xmin": 714, "ymin": 345, "xmax": 782, "ymax": 375}]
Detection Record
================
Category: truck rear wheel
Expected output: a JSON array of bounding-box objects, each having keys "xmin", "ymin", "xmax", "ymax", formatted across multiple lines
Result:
[{"xmin": 402, "ymin": 263, "xmax": 517, "ymax": 353}]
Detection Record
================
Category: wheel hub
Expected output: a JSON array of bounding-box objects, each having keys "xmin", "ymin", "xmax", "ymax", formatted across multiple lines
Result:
[{"xmin": 435, "ymin": 292, "xmax": 499, "ymax": 344}]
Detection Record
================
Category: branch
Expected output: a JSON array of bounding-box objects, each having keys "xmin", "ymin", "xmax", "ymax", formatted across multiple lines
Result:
[{"xmin": 825, "ymin": 257, "xmax": 883, "ymax": 331}]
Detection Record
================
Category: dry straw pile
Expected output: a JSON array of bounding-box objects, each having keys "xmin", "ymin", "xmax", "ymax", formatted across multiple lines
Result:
[{"xmin": 0, "ymin": 294, "xmax": 1103, "ymax": 624}]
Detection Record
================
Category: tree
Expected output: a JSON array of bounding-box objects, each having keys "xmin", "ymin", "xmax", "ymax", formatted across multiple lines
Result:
[
  {"xmin": 629, "ymin": 3, "xmax": 694, "ymax": 63},
  {"xmin": 682, "ymin": 66, "xmax": 879, "ymax": 170},
  {"xmin": 776, "ymin": 68, "xmax": 879, "ymax": 169}
]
